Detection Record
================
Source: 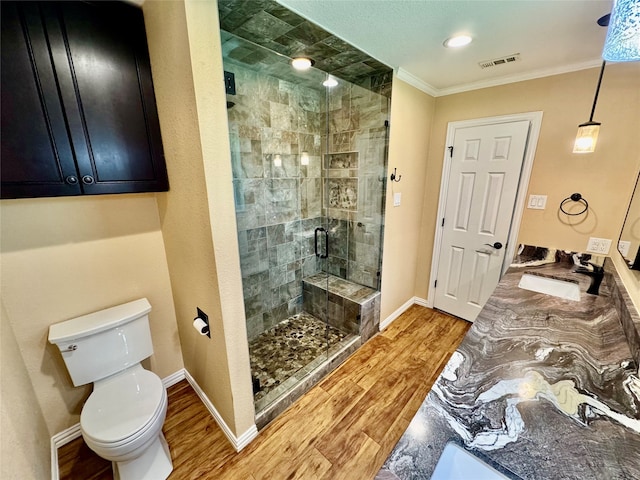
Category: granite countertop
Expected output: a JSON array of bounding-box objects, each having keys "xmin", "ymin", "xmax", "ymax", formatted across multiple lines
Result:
[{"xmin": 377, "ymin": 249, "xmax": 640, "ymax": 480}]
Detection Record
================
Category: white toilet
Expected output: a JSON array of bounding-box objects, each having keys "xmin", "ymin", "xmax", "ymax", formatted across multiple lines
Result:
[{"xmin": 48, "ymin": 298, "xmax": 173, "ymax": 480}]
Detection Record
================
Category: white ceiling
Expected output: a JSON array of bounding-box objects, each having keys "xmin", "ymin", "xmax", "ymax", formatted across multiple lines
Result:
[{"xmin": 277, "ymin": 0, "xmax": 612, "ymax": 96}]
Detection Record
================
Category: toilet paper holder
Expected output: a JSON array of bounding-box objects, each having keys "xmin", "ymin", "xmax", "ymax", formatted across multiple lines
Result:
[{"xmin": 194, "ymin": 307, "xmax": 210, "ymax": 338}]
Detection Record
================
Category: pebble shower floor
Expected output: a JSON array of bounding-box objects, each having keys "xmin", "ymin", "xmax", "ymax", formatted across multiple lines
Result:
[{"xmin": 249, "ymin": 312, "xmax": 351, "ymax": 404}]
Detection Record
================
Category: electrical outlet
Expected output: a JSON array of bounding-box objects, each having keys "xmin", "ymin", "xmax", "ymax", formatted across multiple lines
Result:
[
  {"xmin": 618, "ymin": 240, "xmax": 631, "ymax": 258},
  {"xmin": 527, "ymin": 194, "xmax": 547, "ymax": 209},
  {"xmin": 586, "ymin": 237, "xmax": 612, "ymax": 255}
]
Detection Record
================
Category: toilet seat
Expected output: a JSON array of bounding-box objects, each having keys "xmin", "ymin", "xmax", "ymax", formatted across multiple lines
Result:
[{"xmin": 81, "ymin": 367, "xmax": 165, "ymax": 447}]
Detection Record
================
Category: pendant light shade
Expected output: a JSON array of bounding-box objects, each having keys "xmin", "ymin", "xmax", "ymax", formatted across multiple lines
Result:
[
  {"xmin": 573, "ymin": 61, "xmax": 606, "ymax": 154},
  {"xmin": 602, "ymin": 0, "xmax": 640, "ymax": 61},
  {"xmin": 573, "ymin": 122, "xmax": 601, "ymax": 153}
]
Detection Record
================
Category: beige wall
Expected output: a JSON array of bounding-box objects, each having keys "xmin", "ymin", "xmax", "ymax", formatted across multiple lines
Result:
[
  {"xmin": 415, "ymin": 63, "xmax": 640, "ymax": 300},
  {"xmin": 143, "ymin": 0, "xmax": 254, "ymax": 436},
  {"xmin": 0, "ymin": 194, "xmax": 183, "ymax": 473},
  {"xmin": 1, "ymin": 302, "xmax": 50, "ymax": 480},
  {"xmin": 381, "ymin": 78, "xmax": 435, "ymax": 319}
]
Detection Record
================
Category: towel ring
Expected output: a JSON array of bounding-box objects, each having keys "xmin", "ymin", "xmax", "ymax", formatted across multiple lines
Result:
[{"xmin": 560, "ymin": 193, "xmax": 589, "ymax": 216}]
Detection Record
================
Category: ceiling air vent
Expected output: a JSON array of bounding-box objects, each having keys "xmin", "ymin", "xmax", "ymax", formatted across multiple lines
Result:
[{"xmin": 479, "ymin": 53, "xmax": 521, "ymax": 69}]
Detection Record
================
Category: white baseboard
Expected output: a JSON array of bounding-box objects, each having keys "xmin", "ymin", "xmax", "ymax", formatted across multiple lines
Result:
[
  {"xmin": 414, "ymin": 296, "xmax": 429, "ymax": 307},
  {"xmin": 51, "ymin": 368, "xmax": 257, "ymax": 479},
  {"xmin": 379, "ymin": 296, "xmax": 433, "ymax": 332},
  {"xmin": 183, "ymin": 369, "xmax": 258, "ymax": 452},
  {"xmin": 50, "ymin": 423, "xmax": 82, "ymax": 480},
  {"xmin": 380, "ymin": 297, "xmax": 417, "ymax": 331},
  {"xmin": 162, "ymin": 369, "xmax": 187, "ymax": 389}
]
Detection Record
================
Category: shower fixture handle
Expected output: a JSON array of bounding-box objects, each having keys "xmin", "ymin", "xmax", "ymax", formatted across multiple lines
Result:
[{"xmin": 314, "ymin": 227, "xmax": 329, "ymax": 259}]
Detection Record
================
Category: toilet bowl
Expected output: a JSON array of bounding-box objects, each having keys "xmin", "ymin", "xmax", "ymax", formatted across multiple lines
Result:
[
  {"xmin": 80, "ymin": 365, "xmax": 172, "ymax": 480},
  {"xmin": 48, "ymin": 298, "xmax": 173, "ymax": 480}
]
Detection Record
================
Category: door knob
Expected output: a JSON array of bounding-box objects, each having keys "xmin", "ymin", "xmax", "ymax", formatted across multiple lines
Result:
[{"xmin": 484, "ymin": 242, "xmax": 503, "ymax": 250}]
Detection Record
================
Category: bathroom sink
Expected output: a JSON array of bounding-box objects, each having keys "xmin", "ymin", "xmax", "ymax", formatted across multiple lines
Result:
[
  {"xmin": 518, "ymin": 273, "xmax": 580, "ymax": 301},
  {"xmin": 430, "ymin": 443, "xmax": 511, "ymax": 480}
]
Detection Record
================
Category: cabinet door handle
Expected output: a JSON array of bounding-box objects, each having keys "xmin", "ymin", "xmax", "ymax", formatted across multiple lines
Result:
[
  {"xmin": 65, "ymin": 175, "xmax": 79, "ymax": 185},
  {"xmin": 82, "ymin": 175, "xmax": 95, "ymax": 185}
]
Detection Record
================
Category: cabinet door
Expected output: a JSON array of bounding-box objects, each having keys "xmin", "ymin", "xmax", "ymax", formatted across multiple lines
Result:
[
  {"xmin": 1, "ymin": 2, "xmax": 82, "ymax": 198},
  {"xmin": 45, "ymin": 1, "xmax": 168, "ymax": 195}
]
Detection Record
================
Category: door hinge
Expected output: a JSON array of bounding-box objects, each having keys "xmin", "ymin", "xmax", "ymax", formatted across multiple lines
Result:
[
  {"xmin": 447, "ymin": 146, "xmax": 453, "ymax": 157},
  {"xmin": 441, "ymin": 218, "xmax": 445, "ymax": 227},
  {"xmin": 384, "ymin": 120, "xmax": 389, "ymax": 128},
  {"xmin": 434, "ymin": 279, "xmax": 438, "ymax": 288}
]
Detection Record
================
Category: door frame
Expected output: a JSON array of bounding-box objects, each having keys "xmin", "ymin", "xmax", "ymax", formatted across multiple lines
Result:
[{"xmin": 426, "ymin": 111, "xmax": 544, "ymax": 309}]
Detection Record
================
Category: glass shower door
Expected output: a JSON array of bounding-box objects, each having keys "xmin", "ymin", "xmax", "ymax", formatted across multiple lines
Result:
[
  {"xmin": 222, "ymin": 32, "xmax": 334, "ymax": 415},
  {"xmin": 223, "ymin": 28, "xmax": 390, "ymax": 422}
]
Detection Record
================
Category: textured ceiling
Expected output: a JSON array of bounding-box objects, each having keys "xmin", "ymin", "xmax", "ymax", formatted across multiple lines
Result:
[
  {"xmin": 217, "ymin": 0, "xmax": 392, "ymax": 90},
  {"xmin": 277, "ymin": 0, "xmax": 614, "ymax": 96}
]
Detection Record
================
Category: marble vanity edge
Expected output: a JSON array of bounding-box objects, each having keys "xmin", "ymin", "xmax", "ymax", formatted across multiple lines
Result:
[{"xmin": 606, "ymin": 259, "xmax": 640, "ymax": 372}]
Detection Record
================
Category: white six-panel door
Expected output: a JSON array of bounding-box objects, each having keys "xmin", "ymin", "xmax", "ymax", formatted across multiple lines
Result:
[{"xmin": 433, "ymin": 120, "xmax": 530, "ymax": 321}]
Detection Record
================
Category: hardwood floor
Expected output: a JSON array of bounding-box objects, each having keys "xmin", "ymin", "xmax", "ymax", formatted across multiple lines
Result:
[{"xmin": 58, "ymin": 305, "xmax": 470, "ymax": 480}]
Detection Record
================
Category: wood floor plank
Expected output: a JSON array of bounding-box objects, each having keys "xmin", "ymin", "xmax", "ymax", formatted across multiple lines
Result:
[
  {"xmin": 58, "ymin": 306, "xmax": 470, "ymax": 480},
  {"xmin": 246, "ymin": 379, "xmax": 367, "ymax": 480},
  {"xmin": 379, "ymin": 304, "xmax": 426, "ymax": 340},
  {"xmin": 317, "ymin": 334, "xmax": 393, "ymax": 394},
  {"xmin": 318, "ymin": 434, "xmax": 381, "ymax": 480},
  {"xmin": 360, "ymin": 368, "xmax": 426, "ymax": 444},
  {"xmin": 262, "ymin": 446, "xmax": 333, "ymax": 480},
  {"xmin": 315, "ymin": 367, "xmax": 410, "ymax": 461},
  {"xmin": 397, "ymin": 357, "xmax": 448, "ymax": 422},
  {"xmin": 57, "ymin": 438, "xmax": 111, "ymax": 480}
]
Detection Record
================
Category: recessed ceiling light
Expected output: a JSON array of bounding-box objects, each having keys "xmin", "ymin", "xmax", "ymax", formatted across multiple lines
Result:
[
  {"xmin": 443, "ymin": 35, "xmax": 473, "ymax": 48},
  {"xmin": 291, "ymin": 57, "xmax": 314, "ymax": 70},
  {"xmin": 323, "ymin": 76, "xmax": 338, "ymax": 87}
]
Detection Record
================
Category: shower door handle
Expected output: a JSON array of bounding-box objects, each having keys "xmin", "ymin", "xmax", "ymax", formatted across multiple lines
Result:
[{"xmin": 314, "ymin": 227, "xmax": 329, "ymax": 259}]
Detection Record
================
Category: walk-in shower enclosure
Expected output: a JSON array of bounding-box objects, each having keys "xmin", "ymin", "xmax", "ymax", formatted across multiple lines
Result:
[{"xmin": 218, "ymin": 0, "xmax": 392, "ymax": 427}]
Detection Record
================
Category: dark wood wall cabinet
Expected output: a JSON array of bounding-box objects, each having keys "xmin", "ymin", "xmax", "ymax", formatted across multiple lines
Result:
[{"xmin": 1, "ymin": 1, "xmax": 168, "ymax": 199}]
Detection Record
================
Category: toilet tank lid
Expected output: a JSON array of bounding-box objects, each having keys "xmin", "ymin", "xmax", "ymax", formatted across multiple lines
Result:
[{"xmin": 48, "ymin": 298, "xmax": 152, "ymax": 345}]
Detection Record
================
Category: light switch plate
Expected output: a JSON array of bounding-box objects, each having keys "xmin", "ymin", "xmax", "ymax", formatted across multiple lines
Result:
[
  {"xmin": 393, "ymin": 192, "xmax": 401, "ymax": 207},
  {"xmin": 527, "ymin": 194, "xmax": 547, "ymax": 209},
  {"xmin": 586, "ymin": 237, "xmax": 612, "ymax": 255}
]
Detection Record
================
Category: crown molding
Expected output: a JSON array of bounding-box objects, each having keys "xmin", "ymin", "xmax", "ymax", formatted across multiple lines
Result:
[
  {"xmin": 397, "ymin": 58, "xmax": 604, "ymax": 98},
  {"xmin": 432, "ymin": 58, "xmax": 604, "ymax": 97},
  {"xmin": 395, "ymin": 67, "xmax": 439, "ymax": 97}
]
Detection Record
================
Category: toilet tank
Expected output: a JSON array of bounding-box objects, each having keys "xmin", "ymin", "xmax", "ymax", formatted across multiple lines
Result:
[{"xmin": 48, "ymin": 298, "xmax": 154, "ymax": 387}]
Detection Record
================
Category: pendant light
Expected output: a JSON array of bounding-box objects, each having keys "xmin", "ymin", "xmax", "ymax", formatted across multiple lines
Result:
[
  {"xmin": 602, "ymin": 0, "xmax": 640, "ymax": 62},
  {"xmin": 573, "ymin": 60, "xmax": 606, "ymax": 154}
]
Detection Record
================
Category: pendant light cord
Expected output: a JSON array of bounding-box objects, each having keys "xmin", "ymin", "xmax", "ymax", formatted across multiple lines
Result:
[{"xmin": 588, "ymin": 60, "xmax": 607, "ymax": 122}]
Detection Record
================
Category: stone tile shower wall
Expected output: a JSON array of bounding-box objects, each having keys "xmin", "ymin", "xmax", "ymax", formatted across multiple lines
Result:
[
  {"xmin": 323, "ymin": 82, "xmax": 389, "ymax": 290},
  {"xmin": 227, "ymin": 63, "xmax": 389, "ymax": 340},
  {"xmin": 228, "ymin": 62, "xmax": 324, "ymax": 340}
]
